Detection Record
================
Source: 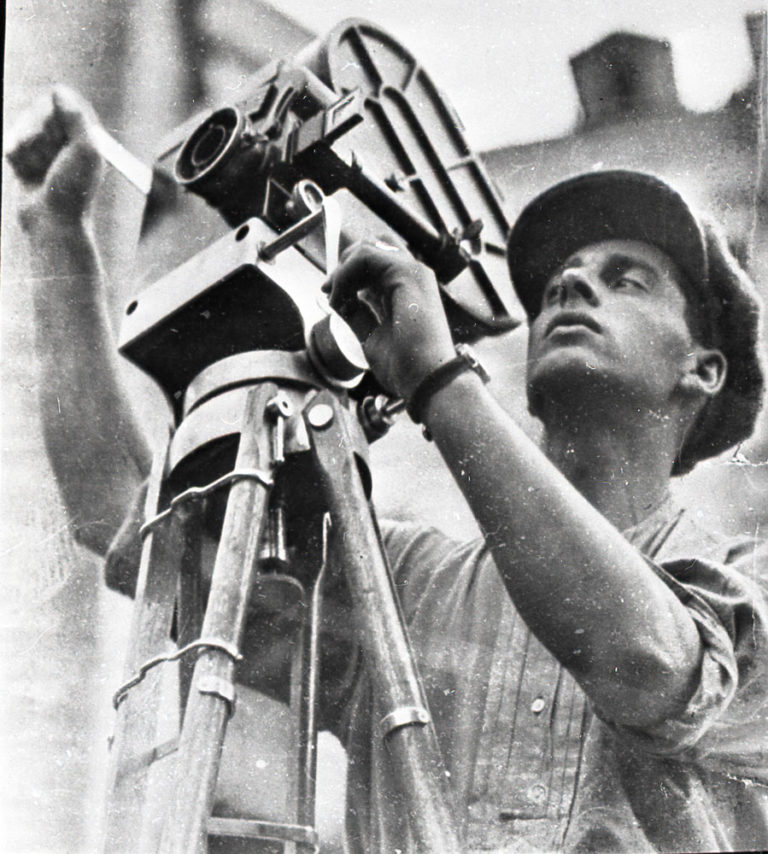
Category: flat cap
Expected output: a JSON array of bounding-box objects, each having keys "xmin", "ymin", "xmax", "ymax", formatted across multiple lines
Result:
[{"xmin": 507, "ymin": 170, "xmax": 764, "ymax": 473}]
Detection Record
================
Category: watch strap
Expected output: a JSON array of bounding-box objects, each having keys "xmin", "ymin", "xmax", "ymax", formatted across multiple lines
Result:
[{"xmin": 406, "ymin": 344, "xmax": 490, "ymax": 424}]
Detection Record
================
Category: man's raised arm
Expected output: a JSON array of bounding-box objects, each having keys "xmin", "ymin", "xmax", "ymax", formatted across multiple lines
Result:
[{"xmin": 7, "ymin": 87, "xmax": 151, "ymax": 555}]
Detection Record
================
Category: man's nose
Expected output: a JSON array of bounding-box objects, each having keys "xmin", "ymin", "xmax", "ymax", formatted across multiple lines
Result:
[{"xmin": 557, "ymin": 269, "xmax": 599, "ymax": 307}]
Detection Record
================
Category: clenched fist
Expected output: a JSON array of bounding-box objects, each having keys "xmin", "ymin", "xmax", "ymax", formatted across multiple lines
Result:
[{"xmin": 6, "ymin": 85, "xmax": 103, "ymax": 231}]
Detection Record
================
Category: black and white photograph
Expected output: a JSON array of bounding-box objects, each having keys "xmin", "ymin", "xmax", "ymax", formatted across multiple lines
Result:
[{"xmin": 2, "ymin": 1, "xmax": 768, "ymax": 852}]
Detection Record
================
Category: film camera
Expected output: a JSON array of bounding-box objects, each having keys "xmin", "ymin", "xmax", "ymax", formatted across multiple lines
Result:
[{"xmin": 119, "ymin": 18, "xmax": 520, "ymax": 426}]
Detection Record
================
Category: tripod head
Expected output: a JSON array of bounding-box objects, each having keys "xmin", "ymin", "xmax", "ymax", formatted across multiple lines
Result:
[{"xmin": 118, "ymin": 19, "xmax": 521, "ymax": 426}]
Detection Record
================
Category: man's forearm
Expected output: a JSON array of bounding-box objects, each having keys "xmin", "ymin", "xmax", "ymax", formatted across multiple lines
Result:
[
  {"xmin": 27, "ymin": 218, "xmax": 151, "ymax": 555},
  {"xmin": 422, "ymin": 372, "xmax": 702, "ymax": 727}
]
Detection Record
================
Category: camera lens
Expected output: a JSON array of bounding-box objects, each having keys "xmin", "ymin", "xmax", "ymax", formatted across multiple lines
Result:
[
  {"xmin": 175, "ymin": 107, "xmax": 244, "ymax": 184},
  {"xmin": 190, "ymin": 125, "xmax": 227, "ymax": 169}
]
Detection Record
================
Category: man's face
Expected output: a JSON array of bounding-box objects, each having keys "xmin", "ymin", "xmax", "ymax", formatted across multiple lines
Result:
[{"xmin": 526, "ymin": 238, "xmax": 699, "ymax": 417}]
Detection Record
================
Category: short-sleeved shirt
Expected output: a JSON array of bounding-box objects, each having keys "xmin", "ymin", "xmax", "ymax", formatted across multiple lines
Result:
[{"xmin": 325, "ymin": 503, "xmax": 768, "ymax": 853}]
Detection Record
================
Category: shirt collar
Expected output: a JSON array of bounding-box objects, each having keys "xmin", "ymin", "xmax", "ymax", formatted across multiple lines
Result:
[{"xmin": 622, "ymin": 493, "xmax": 685, "ymax": 559}]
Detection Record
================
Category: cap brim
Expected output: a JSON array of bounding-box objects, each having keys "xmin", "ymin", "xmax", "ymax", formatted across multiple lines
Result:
[{"xmin": 507, "ymin": 171, "xmax": 708, "ymax": 317}]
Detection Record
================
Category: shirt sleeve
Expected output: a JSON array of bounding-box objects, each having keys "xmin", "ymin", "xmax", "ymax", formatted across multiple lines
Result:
[{"xmin": 604, "ymin": 539, "xmax": 768, "ymax": 779}]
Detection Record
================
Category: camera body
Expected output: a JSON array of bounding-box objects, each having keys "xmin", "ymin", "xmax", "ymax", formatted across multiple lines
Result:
[{"xmin": 119, "ymin": 19, "xmax": 521, "ymax": 416}]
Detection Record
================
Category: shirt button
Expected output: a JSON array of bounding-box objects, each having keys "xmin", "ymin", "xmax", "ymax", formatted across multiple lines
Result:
[
  {"xmin": 527, "ymin": 783, "xmax": 548, "ymax": 804},
  {"xmin": 530, "ymin": 697, "xmax": 546, "ymax": 714}
]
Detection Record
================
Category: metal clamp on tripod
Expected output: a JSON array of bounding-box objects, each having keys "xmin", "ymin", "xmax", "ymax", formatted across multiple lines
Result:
[{"xmin": 104, "ymin": 18, "xmax": 520, "ymax": 853}]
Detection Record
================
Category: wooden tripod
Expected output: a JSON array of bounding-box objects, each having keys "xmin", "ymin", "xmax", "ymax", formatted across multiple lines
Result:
[{"xmin": 102, "ymin": 366, "xmax": 463, "ymax": 853}]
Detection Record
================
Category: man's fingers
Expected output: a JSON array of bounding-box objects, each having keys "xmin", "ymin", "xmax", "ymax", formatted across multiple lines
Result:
[
  {"xmin": 357, "ymin": 287, "xmax": 387, "ymax": 325},
  {"xmin": 338, "ymin": 241, "xmax": 359, "ymax": 264},
  {"xmin": 327, "ymin": 244, "xmax": 390, "ymax": 312},
  {"xmin": 324, "ymin": 239, "xmax": 435, "ymax": 344},
  {"xmin": 373, "ymin": 230, "xmax": 408, "ymax": 252},
  {"xmin": 6, "ymin": 86, "xmax": 100, "ymax": 186},
  {"xmin": 322, "ymin": 244, "xmax": 399, "ymax": 342},
  {"xmin": 7, "ymin": 138, "xmax": 58, "ymax": 185},
  {"xmin": 6, "ymin": 93, "xmax": 66, "ymax": 184}
]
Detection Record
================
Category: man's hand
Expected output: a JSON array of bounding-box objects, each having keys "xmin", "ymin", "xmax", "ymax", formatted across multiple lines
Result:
[
  {"xmin": 326, "ymin": 240, "xmax": 456, "ymax": 400},
  {"xmin": 6, "ymin": 85, "xmax": 103, "ymax": 231}
]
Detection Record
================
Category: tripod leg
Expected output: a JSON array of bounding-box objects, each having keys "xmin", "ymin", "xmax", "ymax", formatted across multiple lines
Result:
[
  {"xmin": 305, "ymin": 392, "xmax": 464, "ymax": 854},
  {"xmin": 296, "ymin": 549, "xmax": 325, "ymax": 831},
  {"xmin": 160, "ymin": 383, "xmax": 278, "ymax": 854},
  {"xmin": 103, "ymin": 438, "xmax": 188, "ymax": 851},
  {"xmin": 177, "ymin": 506, "xmax": 205, "ymax": 719}
]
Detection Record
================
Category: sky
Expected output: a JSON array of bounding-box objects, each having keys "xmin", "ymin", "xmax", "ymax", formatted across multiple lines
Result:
[{"xmin": 271, "ymin": 0, "xmax": 764, "ymax": 150}]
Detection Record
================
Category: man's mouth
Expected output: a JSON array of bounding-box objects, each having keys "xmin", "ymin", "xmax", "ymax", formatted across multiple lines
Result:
[{"xmin": 545, "ymin": 312, "xmax": 602, "ymax": 337}]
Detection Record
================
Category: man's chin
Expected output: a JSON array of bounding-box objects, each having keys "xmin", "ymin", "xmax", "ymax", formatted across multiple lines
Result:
[
  {"xmin": 527, "ymin": 358, "xmax": 616, "ymax": 417},
  {"xmin": 528, "ymin": 351, "xmax": 609, "ymax": 387}
]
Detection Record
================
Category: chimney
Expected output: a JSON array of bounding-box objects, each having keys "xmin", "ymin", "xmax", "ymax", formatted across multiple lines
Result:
[
  {"xmin": 570, "ymin": 32, "xmax": 681, "ymax": 127},
  {"xmin": 745, "ymin": 11, "xmax": 767, "ymax": 83}
]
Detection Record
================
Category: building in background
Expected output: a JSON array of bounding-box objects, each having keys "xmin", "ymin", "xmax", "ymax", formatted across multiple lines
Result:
[{"xmin": 486, "ymin": 13, "xmax": 766, "ymax": 290}]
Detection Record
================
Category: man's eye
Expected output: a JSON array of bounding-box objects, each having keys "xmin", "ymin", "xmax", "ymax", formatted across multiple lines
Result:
[{"xmin": 611, "ymin": 276, "xmax": 644, "ymax": 291}]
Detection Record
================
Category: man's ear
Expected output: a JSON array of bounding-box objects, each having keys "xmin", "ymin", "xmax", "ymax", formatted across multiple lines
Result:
[{"xmin": 678, "ymin": 348, "xmax": 727, "ymax": 399}]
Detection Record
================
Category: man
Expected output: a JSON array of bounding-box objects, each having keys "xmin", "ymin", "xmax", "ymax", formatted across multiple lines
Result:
[{"xmin": 8, "ymin": 88, "xmax": 768, "ymax": 853}]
